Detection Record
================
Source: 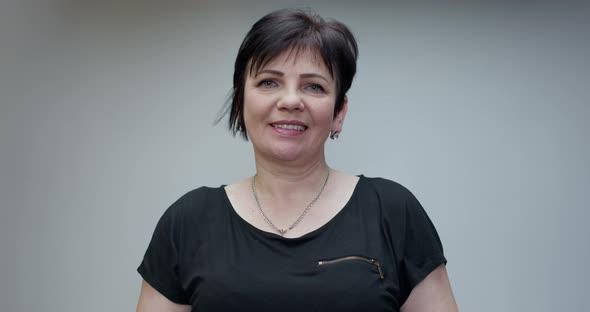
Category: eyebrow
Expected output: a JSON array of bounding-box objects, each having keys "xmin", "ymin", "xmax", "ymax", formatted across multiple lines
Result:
[{"xmin": 256, "ymin": 69, "xmax": 329, "ymax": 83}]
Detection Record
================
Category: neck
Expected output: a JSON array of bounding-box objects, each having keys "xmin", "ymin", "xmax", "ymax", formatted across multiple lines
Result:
[{"xmin": 252, "ymin": 153, "xmax": 330, "ymax": 203}]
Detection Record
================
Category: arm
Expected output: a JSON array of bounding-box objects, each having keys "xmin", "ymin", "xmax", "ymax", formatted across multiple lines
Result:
[
  {"xmin": 400, "ymin": 264, "xmax": 458, "ymax": 312},
  {"xmin": 136, "ymin": 280, "xmax": 191, "ymax": 312}
]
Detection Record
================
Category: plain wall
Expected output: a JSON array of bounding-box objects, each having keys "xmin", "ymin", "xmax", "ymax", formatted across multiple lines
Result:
[{"xmin": 2, "ymin": 0, "xmax": 589, "ymax": 311}]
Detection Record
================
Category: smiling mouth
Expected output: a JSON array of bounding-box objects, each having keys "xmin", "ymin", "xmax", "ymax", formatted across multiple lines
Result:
[{"xmin": 271, "ymin": 124, "xmax": 307, "ymax": 131}]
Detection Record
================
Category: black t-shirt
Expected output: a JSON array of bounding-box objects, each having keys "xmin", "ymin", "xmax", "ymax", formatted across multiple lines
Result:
[{"xmin": 138, "ymin": 175, "xmax": 447, "ymax": 311}]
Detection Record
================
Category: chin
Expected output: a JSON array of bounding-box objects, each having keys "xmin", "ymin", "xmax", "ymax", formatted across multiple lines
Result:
[
  {"xmin": 267, "ymin": 145, "xmax": 306, "ymax": 162},
  {"xmin": 271, "ymin": 151, "xmax": 302, "ymax": 162}
]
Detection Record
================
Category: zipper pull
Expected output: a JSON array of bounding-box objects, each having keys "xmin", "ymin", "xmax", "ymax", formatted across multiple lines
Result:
[{"xmin": 370, "ymin": 259, "xmax": 384, "ymax": 280}]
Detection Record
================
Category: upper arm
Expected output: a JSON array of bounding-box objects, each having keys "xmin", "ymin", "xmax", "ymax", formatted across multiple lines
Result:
[
  {"xmin": 400, "ymin": 264, "xmax": 458, "ymax": 312},
  {"xmin": 137, "ymin": 280, "xmax": 191, "ymax": 312}
]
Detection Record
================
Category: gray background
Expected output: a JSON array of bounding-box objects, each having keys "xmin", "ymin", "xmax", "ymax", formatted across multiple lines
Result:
[{"xmin": 2, "ymin": 0, "xmax": 589, "ymax": 311}]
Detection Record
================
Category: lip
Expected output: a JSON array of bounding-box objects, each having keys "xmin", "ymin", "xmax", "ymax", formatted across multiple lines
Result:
[
  {"xmin": 270, "ymin": 120, "xmax": 307, "ymax": 137},
  {"xmin": 270, "ymin": 120, "xmax": 307, "ymax": 127}
]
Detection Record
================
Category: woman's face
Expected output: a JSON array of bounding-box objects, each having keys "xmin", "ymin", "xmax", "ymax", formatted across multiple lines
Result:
[{"xmin": 243, "ymin": 49, "xmax": 347, "ymax": 163}]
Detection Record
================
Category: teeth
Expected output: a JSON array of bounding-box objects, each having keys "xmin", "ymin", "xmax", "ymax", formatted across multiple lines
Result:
[{"xmin": 273, "ymin": 124, "xmax": 305, "ymax": 131}]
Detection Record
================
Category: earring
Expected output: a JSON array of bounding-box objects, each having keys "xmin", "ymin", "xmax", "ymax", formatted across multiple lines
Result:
[{"xmin": 330, "ymin": 130, "xmax": 340, "ymax": 140}]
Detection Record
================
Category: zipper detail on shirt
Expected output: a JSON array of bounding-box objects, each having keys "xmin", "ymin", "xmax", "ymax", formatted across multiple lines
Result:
[{"xmin": 317, "ymin": 256, "xmax": 384, "ymax": 279}]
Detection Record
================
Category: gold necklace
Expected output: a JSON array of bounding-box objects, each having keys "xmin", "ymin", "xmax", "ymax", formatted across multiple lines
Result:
[{"xmin": 251, "ymin": 169, "xmax": 330, "ymax": 236}]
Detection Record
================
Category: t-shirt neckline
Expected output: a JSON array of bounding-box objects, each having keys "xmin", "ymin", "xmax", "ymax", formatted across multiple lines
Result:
[{"xmin": 220, "ymin": 175, "xmax": 365, "ymax": 242}]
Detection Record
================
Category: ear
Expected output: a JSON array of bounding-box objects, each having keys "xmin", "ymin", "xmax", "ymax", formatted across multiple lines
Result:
[{"xmin": 332, "ymin": 96, "xmax": 348, "ymax": 132}]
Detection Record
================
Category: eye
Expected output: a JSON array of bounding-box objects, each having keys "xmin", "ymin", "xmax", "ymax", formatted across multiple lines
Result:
[
  {"xmin": 257, "ymin": 79, "xmax": 278, "ymax": 88},
  {"xmin": 305, "ymin": 83, "xmax": 325, "ymax": 93}
]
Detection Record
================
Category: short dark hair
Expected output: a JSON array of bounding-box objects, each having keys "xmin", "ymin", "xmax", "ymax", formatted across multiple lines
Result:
[{"xmin": 219, "ymin": 8, "xmax": 358, "ymax": 140}]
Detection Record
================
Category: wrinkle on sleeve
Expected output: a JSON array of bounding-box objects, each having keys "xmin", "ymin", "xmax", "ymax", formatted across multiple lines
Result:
[
  {"xmin": 137, "ymin": 195, "xmax": 189, "ymax": 304},
  {"xmin": 399, "ymin": 189, "xmax": 447, "ymax": 305}
]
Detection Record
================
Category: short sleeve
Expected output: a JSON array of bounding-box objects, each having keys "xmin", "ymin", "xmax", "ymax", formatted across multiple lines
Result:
[
  {"xmin": 399, "ymin": 190, "xmax": 447, "ymax": 304},
  {"xmin": 137, "ymin": 196, "xmax": 189, "ymax": 304}
]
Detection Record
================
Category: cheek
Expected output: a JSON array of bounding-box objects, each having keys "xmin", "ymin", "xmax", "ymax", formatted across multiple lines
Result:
[
  {"xmin": 242, "ymin": 94, "xmax": 259, "ymax": 123},
  {"xmin": 314, "ymin": 105, "xmax": 337, "ymax": 127},
  {"xmin": 243, "ymin": 95, "xmax": 272, "ymax": 135},
  {"xmin": 244, "ymin": 90, "xmax": 269, "ymax": 112}
]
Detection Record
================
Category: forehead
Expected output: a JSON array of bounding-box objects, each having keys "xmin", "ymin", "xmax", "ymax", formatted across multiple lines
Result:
[{"xmin": 250, "ymin": 48, "xmax": 332, "ymax": 78}]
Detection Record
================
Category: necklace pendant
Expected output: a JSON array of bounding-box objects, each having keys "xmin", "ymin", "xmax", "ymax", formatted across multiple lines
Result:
[{"xmin": 251, "ymin": 169, "xmax": 330, "ymax": 239}]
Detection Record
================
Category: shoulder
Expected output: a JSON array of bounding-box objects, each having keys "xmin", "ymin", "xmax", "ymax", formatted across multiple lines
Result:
[
  {"xmin": 177, "ymin": 186, "xmax": 224, "ymax": 207},
  {"xmin": 159, "ymin": 185, "xmax": 225, "ymax": 224},
  {"xmin": 357, "ymin": 175, "xmax": 429, "ymax": 227},
  {"xmin": 151, "ymin": 185, "xmax": 226, "ymax": 248},
  {"xmin": 359, "ymin": 175, "xmax": 415, "ymax": 203}
]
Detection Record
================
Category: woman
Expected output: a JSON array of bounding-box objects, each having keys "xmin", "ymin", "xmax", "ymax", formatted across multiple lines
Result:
[{"xmin": 137, "ymin": 8, "xmax": 457, "ymax": 312}]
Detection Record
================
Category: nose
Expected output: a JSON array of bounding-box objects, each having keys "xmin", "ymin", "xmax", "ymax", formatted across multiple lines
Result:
[{"xmin": 276, "ymin": 88, "xmax": 304, "ymax": 112}]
